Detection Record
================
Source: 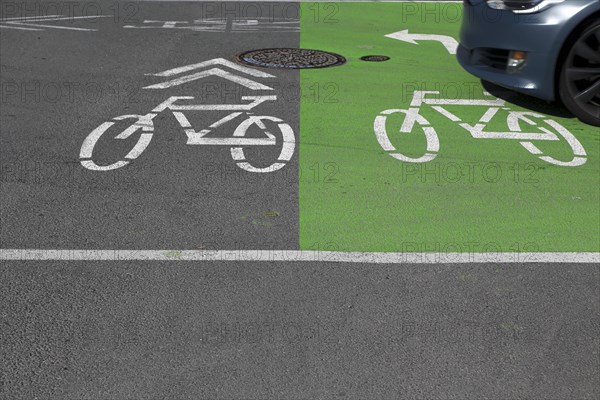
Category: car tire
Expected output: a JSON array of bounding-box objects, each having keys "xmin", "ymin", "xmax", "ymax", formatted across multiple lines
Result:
[{"xmin": 558, "ymin": 18, "xmax": 600, "ymax": 127}]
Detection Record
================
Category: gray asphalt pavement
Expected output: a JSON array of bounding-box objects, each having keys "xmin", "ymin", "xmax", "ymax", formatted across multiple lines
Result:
[
  {"xmin": 2, "ymin": 261, "xmax": 599, "ymax": 399},
  {"xmin": 1, "ymin": 1, "xmax": 598, "ymax": 399},
  {"xmin": 1, "ymin": 0, "xmax": 299, "ymax": 250}
]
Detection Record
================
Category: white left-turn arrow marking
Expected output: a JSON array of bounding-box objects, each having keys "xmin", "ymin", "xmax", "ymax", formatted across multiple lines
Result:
[{"xmin": 385, "ymin": 29, "xmax": 459, "ymax": 55}]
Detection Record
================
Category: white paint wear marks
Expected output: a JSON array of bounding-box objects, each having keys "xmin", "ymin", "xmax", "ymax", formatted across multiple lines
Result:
[
  {"xmin": 1, "ymin": 249, "xmax": 598, "ymax": 264},
  {"xmin": 386, "ymin": 29, "xmax": 459, "ymax": 55},
  {"xmin": 79, "ymin": 59, "xmax": 295, "ymax": 173},
  {"xmin": 375, "ymin": 91, "xmax": 588, "ymax": 167},
  {"xmin": 124, "ymin": 18, "xmax": 299, "ymax": 33}
]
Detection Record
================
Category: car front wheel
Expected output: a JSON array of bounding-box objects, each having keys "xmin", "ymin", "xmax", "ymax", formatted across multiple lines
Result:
[{"xmin": 559, "ymin": 19, "xmax": 600, "ymax": 127}]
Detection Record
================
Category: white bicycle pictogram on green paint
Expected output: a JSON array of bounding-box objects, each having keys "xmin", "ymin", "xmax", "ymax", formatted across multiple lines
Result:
[{"xmin": 374, "ymin": 91, "xmax": 587, "ymax": 167}]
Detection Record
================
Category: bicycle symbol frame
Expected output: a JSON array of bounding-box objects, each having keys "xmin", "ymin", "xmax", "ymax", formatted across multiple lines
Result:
[{"xmin": 375, "ymin": 91, "xmax": 587, "ymax": 167}]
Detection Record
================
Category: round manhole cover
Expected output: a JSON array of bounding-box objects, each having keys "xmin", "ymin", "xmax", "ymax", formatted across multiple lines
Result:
[
  {"xmin": 360, "ymin": 55, "xmax": 390, "ymax": 62},
  {"xmin": 236, "ymin": 48, "xmax": 346, "ymax": 69}
]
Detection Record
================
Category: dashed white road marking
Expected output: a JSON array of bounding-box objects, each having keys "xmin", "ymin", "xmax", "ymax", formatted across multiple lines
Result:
[{"xmin": 1, "ymin": 250, "xmax": 598, "ymax": 264}]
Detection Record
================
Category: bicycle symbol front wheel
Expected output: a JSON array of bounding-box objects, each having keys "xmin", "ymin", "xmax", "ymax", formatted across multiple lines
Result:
[{"xmin": 230, "ymin": 115, "xmax": 295, "ymax": 173}]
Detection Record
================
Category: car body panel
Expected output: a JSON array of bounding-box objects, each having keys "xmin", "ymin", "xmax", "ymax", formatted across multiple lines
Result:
[{"xmin": 458, "ymin": 0, "xmax": 600, "ymax": 101}]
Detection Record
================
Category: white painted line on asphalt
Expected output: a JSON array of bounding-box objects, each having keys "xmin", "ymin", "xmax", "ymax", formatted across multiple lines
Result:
[
  {"xmin": 0, "ymin": 24, "xmax": 43, "ymax": 31},
  {"xmin": 1, "ymin": 15, "xmax": 62, "ymax": 21},
  {"xmin": 5, "ymin": 15, "xmax": 112, "ymax": 22},
  {"xmin": 1, "ymin": 250, "xmax": 598, "ymax": 264},
  {"xmin": 3, "ymin": 15, "xmax": 113, "ymax": 32},
  {"xmin": 4, "ymin": 22, "xmax": 99, "ymax": 31}
]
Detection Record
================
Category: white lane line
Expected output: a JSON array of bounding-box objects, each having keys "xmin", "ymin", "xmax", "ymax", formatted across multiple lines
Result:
[
  {"xmin": 0, "ymin": 24, "xmax": 43, "ymax": 31},
  {"xmin": 5, "ymin": 22, "xmax": 98, "ymax": 31},
  {"xmin": 1, "ymin": 15, "xmax": 62, "ymax": 21},
  {"xmin": 1, "ymin": 250, "xmax": 598, "ymax": 263},
  {"xmin": 3, "ymin": 15, "xmax": 112, "ymax": 31},
  {"xmin": 3, "ymin": 15, "xmax": 111, "ymax": 22}
]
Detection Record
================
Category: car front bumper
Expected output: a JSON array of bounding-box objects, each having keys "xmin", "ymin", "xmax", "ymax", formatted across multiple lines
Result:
[{"xmin": 457, "ymin": 0, "xmax": 596, "ymax": 101}]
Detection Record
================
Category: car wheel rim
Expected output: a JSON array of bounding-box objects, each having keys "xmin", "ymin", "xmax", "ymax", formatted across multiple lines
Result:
[{"xmin": 565, "ymin": 24, "xmax": 600, "ymax": 119}]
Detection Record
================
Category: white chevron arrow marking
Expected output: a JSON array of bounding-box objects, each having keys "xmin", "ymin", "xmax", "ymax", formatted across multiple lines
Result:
[
  {"xmin": 143, "ymin": 67, "xmax": 274, "ymax": 90},
  {"xmin": 147, "ymin": 57, "xmax": 275, "ymax": 78}
]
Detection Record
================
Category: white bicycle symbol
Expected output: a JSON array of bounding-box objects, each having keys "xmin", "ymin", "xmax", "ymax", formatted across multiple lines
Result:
[
  {"xmin": 80, "ymin": 95, "xmax": 295, "ymax": 173},
  {"xmin": 374, "ymin": 91, "xmax": 587, "ymax": 167}
]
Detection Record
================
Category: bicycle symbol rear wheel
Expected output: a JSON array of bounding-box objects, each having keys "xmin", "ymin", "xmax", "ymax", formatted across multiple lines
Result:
[
  {"xmin": 374, "ymin": 108, "xmax": 440, "ymax": 163},
  {"xmin": 517, "ymin": 117, "xmax": 587, "ymax": 167},
  {"xmin": 80, "ymin": 114, "xmax": 155, "ymax": 171}
]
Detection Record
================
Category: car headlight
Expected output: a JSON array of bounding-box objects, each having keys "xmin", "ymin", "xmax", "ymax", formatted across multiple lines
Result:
[{"xmin": 486, "ymin": 0, "xmax": 565, "ymax": 14}]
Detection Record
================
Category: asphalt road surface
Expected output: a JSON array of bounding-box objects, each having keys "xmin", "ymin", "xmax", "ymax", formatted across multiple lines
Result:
[{"xmin": 1, "ymin": 1, "xmax": 599, "ymax": 399}]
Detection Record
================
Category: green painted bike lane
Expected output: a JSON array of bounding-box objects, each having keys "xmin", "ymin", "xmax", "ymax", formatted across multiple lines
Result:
[{"xmin": 299, "ymin": 2, "xmax": 600, "ymax": 252}]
